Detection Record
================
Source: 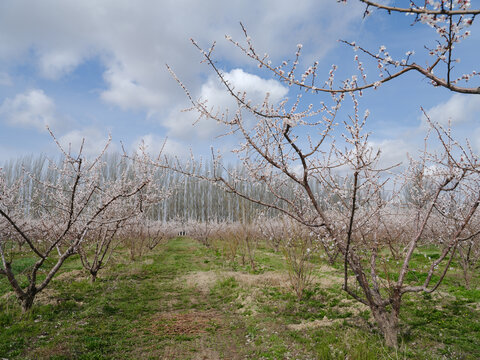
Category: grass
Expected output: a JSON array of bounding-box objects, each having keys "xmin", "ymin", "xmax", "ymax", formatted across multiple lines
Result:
[{"xmin": 0, "ymin": 237, "xmax": 479, "ymax": 359}]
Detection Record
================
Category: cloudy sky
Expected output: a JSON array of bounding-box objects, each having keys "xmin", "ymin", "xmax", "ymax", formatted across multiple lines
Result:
[{"xmin": 0, "ymin": 0, "xmax": 479, "ymax": 166}]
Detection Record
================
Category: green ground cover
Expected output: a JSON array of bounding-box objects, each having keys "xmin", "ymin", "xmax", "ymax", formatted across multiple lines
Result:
[{"xmin": 0, "ymin": 237, "xmax": 479, "ymax": 359}]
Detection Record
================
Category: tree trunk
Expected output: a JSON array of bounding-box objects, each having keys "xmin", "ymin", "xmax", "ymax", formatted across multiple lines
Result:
[
  {"xmin": 20, "ymin": 291, "xmax": 36, "ymax": 313},
  {"xmin": 464, "ymin": 268, "xmax": 471, "ymax": 289},
  {"xmin": 90, "ymin": 270, "xmax": 98, "ymax": 283},
  {"xmin": 371, "ymin": 306, "xmax": 399, "ymax": 348}
]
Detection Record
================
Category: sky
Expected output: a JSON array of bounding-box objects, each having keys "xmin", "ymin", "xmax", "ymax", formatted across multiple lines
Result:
[{"xmin": 0, "ymin": 0, "xmax": 479, "ymax": 168}]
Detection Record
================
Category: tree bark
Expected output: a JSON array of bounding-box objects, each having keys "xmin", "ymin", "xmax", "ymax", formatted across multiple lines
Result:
[
  {"xmin": 20, "ymin": 291, "xmax": 37, "ymax": 313},
  {"xmin": 90, "ymin": 270, "xmax": 98, "ymax": 283},
  {"xmin": 371, "ymin": 305, "xmax": 399, "ymax": 348}
]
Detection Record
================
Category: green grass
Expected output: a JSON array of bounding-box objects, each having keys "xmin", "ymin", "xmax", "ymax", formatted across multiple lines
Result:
[{"xmin": 0, "ymin": 238, "xmax": 479, "ymax": 359}]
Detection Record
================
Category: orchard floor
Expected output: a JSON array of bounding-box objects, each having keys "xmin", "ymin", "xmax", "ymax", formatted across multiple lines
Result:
[{"xmin": 1, "ymin": 237, "xmax": 479, "ymax": 359}]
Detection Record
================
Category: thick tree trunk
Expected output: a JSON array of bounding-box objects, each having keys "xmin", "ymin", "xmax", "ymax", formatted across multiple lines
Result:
[
  {"xmin": 371, "ymin": 306, "xmax": 399, "ymax": 348},
  {"xmin": 90, "ymin": 270, "xmax": 98, "ymax": 283},
  {"xmin": 20, "ymin": 291, "xmax": 36, "ymax": 313}
]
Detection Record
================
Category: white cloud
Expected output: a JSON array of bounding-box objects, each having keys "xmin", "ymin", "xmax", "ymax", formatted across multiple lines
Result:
[
  {"xmin": 0, "ymin": 0, "xmax": 366, "ymax": 162},
  {"xmin": 164, "ymin": 68, "xmax": 289, "ymax": 141},
  {"xmin": 38, "ymin": 49, "xmax": 85, "ymax": 80},
  {"xmin": 369, "ymin": 138, "xmax": 414, "ymax": 169},
  {"xmin": 0, "ymin": 89, "xmax": 60, "ymax": 131},
  {"xmin": 101, "ymin": 65, "xmax": 166, "ymax": 111},
  {"xmin": 421, "ymin": 94, "xmax": 480, "ymax": 126},
  {"xmin": 0, "ymin": 0, "xmax": 363, "ymax": 114},
  {"xmin": 58, "ymin": 128, "xmax": 116, "ymax": 157},
  {"xmin": 204, "ymin": 68, "xmax": 288, "ymax": 108}
]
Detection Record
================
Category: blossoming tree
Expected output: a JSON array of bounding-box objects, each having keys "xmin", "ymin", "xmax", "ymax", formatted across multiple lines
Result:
[
  {"xmin": 0, "ymin": 133, "xmax": 150, "ymax": 311},
  {"xmin": 167, "ymin": 0, "xmax": 480, "ymax": 347}
]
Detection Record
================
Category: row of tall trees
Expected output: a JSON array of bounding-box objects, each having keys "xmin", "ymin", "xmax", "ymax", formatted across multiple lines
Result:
[{"xmin": 1, "ymin": 154, "xmax": 296, "ymax": 223}]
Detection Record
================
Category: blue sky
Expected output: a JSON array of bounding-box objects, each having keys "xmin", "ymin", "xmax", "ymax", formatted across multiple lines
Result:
[{"xmin": 0, "ymin": 0, "xmax": 479, "ymax": 167}]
